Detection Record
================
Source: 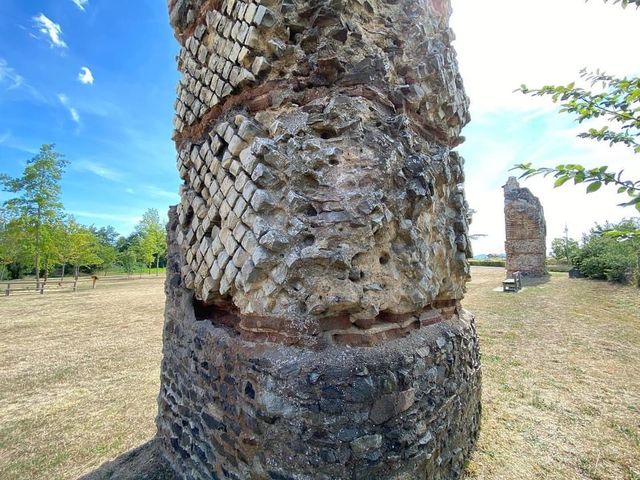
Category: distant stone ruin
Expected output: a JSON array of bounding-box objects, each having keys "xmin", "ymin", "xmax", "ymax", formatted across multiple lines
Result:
[
  {"xmin": 503, "ymin": 177, "xmax": 547, "ymax": 277},
  {"xmin": 157, "ymin": 0, "xmax": 481, "ymax": 478}
]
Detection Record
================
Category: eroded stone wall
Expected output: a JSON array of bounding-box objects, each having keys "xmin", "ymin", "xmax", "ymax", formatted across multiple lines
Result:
[
  {"xmin": 158, "ymin": 211, "xmax": 481, "ymax": 479},
  {"xmin": 503, "ymin": 177, "xmax": 547, "ymax": 277},
  {"xmin": 169, "ymin": 0, "xmax": 472, "ymax": 343},
  {"xmin": 158, "ymin": 0, "xmax": 481, "ymax": 478}
]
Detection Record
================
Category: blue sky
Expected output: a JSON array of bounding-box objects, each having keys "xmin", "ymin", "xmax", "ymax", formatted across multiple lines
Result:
[
  {"xmin": 0, "ymin": 0, "xmax": 180, "ymax": 233},
  {"xmin": 0, "ymin": 0, "xmax": 639, "ymax": 253}
]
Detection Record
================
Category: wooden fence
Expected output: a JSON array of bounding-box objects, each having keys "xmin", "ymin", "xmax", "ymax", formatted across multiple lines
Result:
[{"xmin": 2, "ymin": 274, "xmax": 163, "ymax": 297}]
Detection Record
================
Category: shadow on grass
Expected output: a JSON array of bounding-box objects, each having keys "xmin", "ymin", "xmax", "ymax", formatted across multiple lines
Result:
[
  {"xmin": 522, "ymin": 274, "xmax": 552, "ymax": 287},
  {"xmin": 79, "ymin": 439, "xmax": 175, "ymax": 480}
]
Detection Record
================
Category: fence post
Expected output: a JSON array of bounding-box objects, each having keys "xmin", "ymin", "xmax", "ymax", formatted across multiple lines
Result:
[
  {"xmin": 40, "ymin": 281, "xmax": 45, "ymax": 295},
  {"xmin": 5, "ymin": 283, "xmax": 9, "ymax": 296}
]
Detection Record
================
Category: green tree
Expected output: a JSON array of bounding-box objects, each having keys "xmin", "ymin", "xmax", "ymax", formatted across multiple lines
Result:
[
  {"xmin": 90, "ymin": 225, "xmax": 120, "ymax": 275},
  {"xmin": 118, "ymin": 248, "xmax": 137, "ymax": 277},
  {"xmin": 516, "ymin": 71, "xmax": 640, "ymax": 211},
  {"xmin": 39, "ymin": 220, "xmax": 65, "ymax": 283},
  {"xmin": 0, "ymin": 144, "xmax": 69, "ymax": 287},
  {"xmin": 66, "ymin": 219, "xmax": 102, "ymax": 279},
  {"xmin": 0, "ymin": 213, "xmax": 29, "ymax": 280},
  {"xmin": 135, "ymin": 209, "xmax": 167, "ymax": 275},
  {"xmin": 573, "ymin": 219, "xmax": 640, "ymax": 285},
  {"xmin": 93, "ymin": 225, "xmax": 120, "ymax": 247},
  {"xmin": 551, "ymin": 226, "xmax": 581, "ymax": 264}
]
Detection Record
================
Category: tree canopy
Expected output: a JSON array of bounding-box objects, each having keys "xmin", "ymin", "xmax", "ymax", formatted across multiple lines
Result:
[{"xmin": 0, "ymin": 144, "xmax": 168, "ymax": 280}]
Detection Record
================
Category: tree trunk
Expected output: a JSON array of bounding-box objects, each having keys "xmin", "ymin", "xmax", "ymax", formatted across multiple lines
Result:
[
  {"xmin": 75, "ymin": 264, "xmax": 79, "ymax": 280},
  {"xmin": 43, "ymin": 256, "xmax": 49, "ymax": 283},
  {"xmin": 61, "ymin": 263, "xmax": 66, "ymax": 282},
  {"xmin": 35, "ymin": 208, "xmax": 41, "ymax": 290},
  {"xmin": 156, "ymin": 254, "xmax": 160, "ymax": 276}
]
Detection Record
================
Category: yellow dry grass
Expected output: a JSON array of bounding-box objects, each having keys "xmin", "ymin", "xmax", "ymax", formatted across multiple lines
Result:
[
  {"xmin": 465, "ymin": 267, "xmax": 640, "ymax": 480},
  {"xmin": 0, "ymin": 278, "xmax": 166, "ymax": 480},
  {"xmin": 0, "ymin": 268, "xmax": 638, "ymax": 479}
]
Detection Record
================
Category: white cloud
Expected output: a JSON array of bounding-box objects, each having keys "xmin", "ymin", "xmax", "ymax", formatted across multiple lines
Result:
[
  {"xmin": 68, "ymin": 210, "xmax": 141, "ymax": 226},
  {"xmin": 465, "ymin": 128, "xmax": 640, "ymax": 255},
  {"xmin": 72, "ymin": 0, "xmax": 89, "ymax": 11},
  {"xmin": 33, "ymin": 14, "xmax": 67, "ymax": 49},
  {"xmin": 144, "ymin": 185, "xmax": 180, "ymax": 201},
  {"xmin": 0, "ymin": 58, "xmax": 48, "ymax": 102},
  {"xmin": 450, "ymin": 0, "xmax": 640, "ymax": 116},
  {"xmin": 78, "ymin": 66, "xmax": 94, "ymax": 85},
  {"xmin": 0, "ymin": 131, "xmax": 10, "ymax": 144},
  {"xmin": 57, "ymin": 93, "xmax": 81, "ymax": 124},
  {"xmin": 0, "ymin": 58, "xmax": 24, "ymax": 89},
  {"xmin": 75, "ymin": 161, "xmax": 124, "ymax": 182},
  {"xmin": 448, "ymin": 0, "xmax": 640, "ymax": 255}
]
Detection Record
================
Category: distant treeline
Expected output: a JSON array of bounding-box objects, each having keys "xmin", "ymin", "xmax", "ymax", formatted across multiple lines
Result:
[
  {"xmin": 471, "ymin": 218, "xmax": 639, "ymax": 286},
  {"xmin": 0, "ymin": 144, "xmax": 167, "ymax": 283}
]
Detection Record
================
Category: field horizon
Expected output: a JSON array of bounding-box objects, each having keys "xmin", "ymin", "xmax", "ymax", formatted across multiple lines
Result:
[{"xmin": 0, "ymin": 267, "xmax": 638, "ymax": 479}]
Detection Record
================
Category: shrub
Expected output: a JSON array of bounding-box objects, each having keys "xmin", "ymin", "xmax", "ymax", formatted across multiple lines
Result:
[
  {"xmin": 469, "ymin": 259, "xmax": 505, "ymax": 267},
  {"xmin": 573, "ymin": 219, "xmax": 639, "ymax": 285}
]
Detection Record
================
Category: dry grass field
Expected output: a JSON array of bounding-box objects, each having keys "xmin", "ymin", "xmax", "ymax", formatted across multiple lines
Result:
[
  {"xmin": 0, "ymin": 268, "xmax": 638, "ymax": 479},
  {"xmin": 0, "ymin": 278, "xmax": 166, "ymax": 480}
]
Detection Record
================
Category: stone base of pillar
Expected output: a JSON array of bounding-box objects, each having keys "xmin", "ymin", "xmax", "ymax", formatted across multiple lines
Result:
[{"xmin": 156, "ymin": 271, "xmax": 481, "ymax": 480}]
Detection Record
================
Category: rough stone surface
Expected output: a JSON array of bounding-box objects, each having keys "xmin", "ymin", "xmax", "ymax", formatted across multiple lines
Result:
[
  {"xmin": 168, "ymin": 0, "xmax": 473, "ymax": 331},
  {"xmin": 503, "ymin": 177, "xmax": 547, "ymax": 277},
  {"xmin": 158, "ymin": 0, "xmax": 481, "ymax": 478},
  {"xmin": 158, "ymin": 214, "xmax": 481, "ymax": 479}
]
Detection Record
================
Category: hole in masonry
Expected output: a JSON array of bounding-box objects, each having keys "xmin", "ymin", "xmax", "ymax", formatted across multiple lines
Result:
[
  {"xmin": 317, "ymin": 129, "xmax": 340, "ymax": 140},
  {"xmin": 192, "ymin": 298, "xmax": 238, "ymax": 330},
  {"xmin": 244, "ymin": 382, "xmax": 255, "ymax": 399},
  {"xmin": 379, "ymin": 253, "xmax": 390, "ymax": 265},
  {"xmin": 304, "ymin": 204, "xmax": 318, "ymax": 216},
  {"xmin": 303, "ymin": 234, "xmax": 315, "ymax": 246},
  {"xmin": 184, "ymin": 206, "xmax": 194, "ymax": 227},
  {"xmin": 212, "ymin": 214, "xmax": 222, "ymax": 229},
  {"xmin": 329, "ymin": 158, "xmax": 339, "ymax": 166}
]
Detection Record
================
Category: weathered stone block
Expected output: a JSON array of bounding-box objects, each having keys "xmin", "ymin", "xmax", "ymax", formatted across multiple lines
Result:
[
  {"xmin": 503, "ymin": 177, "xmax": 547, "ymax": 277},
  {"xmin": 160, "ymin": 0, "xmax": 480, "ymax": 478}
]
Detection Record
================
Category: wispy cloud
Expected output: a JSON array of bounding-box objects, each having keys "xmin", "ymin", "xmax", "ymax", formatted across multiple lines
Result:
[
  {"xmin": 144, "ymin": 185, "xmax": 179, "ymax": 201},
  {"xmin": 0, "ymin": 58, "xmax": 48, "ymax": 103},
  {"xmin": 462, "ymin": 114, "xmax": 640, "ymax": 256},
  {"xmin": 75, "ymin": 160, "xmax": 125, "ymax": 182},
  {"xmin": 0, "ymin": 131, "xmax": 10, "ymax": 144},
  {"xmin": 71, "ymin": 0, "xmax": 89, "ymax": 11},
  {"xmin": 0, "ymin": 58, "xmax": 24, "ymax": 89},
  {"xmin": 33, "ymin": 14, "xmax": 67, "ymax": 49},
  {"xmin": 451, "ymin": 0, "xmax": 640, "ymax": 116},
  {"xmin": 68, "ymin": 210, "xmax": 141, "ymax": 225},
  {"xmin": 78, "ymin": 66, "xmax": 94, "ymax": 85},
  {"xmin": 57, "ymin": 93, "xmax": 80, "ymax": 124}
]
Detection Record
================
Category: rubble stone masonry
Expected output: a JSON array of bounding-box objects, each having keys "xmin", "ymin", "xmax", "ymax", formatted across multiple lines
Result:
[
  {"xmin": 503, "ymin": 177, "xmax": 547, "ymax": 277},
  {"xmin": 157, "ymin": 0, "xmax": 481, "ymax": 478}
]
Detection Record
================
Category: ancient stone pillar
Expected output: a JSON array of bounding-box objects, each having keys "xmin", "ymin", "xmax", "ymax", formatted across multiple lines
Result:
[
  {"xmin": 158, "ymin": 0, "xmax": 481, "ymax": 478},
  {"xmin": 503, "ymin": 177, "xmax": 547, "ymax": 277}
]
